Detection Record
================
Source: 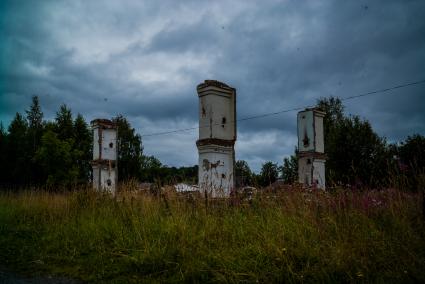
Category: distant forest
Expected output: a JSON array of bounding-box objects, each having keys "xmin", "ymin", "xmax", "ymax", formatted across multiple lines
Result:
[
  {"xmin": 0, "ymin": 96, "xmax": 424, "ymax": 190},
  {"xmin": 0, "ymin": 96, "xmax": 197, "ymax": 189}
]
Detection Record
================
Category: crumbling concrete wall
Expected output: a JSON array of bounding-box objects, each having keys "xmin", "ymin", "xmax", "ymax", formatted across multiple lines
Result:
[
  {"xmin": 91, "ymin": 119, "xmax": 117, "ymax": 193},
  {"xmin": 198, "ymin": 144, "xmax": 234, "ymax": 197},
  {"xmin": 196, "ymin": 80, "xmax": 236, "ymax": 197},
  {"xmin": 297, "ymin": 108, "xmax": 326, "ymax": 189}
]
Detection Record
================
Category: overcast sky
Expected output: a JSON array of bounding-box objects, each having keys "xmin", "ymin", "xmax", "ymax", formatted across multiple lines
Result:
[{"xmin": 1, "ymin": 0, "xmax": 424, "ymax": 172}]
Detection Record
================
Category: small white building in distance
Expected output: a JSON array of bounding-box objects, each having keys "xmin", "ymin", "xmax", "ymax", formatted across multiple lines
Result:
[
  {"xmin": 196, "ymin": 80, "xmax": 236, "ymax": 197},
  {"xmin": 91, "ymin": 119, "xmax": 117, "ymax": 193},
  {"xmin": 297, "ymin": 108, "xmax": 326, "ymax": 189}
]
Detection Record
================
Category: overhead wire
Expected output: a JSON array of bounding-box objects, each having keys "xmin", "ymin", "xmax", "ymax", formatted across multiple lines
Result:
[{"xmin": 141, "ymin": 79, "xmax": 425, "ymax": 137}]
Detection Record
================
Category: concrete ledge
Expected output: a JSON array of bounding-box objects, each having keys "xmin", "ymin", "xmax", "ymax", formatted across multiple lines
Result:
[
  {"xmin": 298, "ymin": 151, "xmax": 327, "ymax": 159},
  {"xmin": 196, "ymin": 138, "xmax": 235, "ymax": 147},
  {"xmin": 91, "ymin": 119, "xmax": 116, "ymax": 129}
]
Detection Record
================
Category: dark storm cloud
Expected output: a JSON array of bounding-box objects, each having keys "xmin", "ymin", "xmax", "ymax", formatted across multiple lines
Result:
[{"xmin": 1, "ymin": 0, "xmax": 424, "ymax": 171}]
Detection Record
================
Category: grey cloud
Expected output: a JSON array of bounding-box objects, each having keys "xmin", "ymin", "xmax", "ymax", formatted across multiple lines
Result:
[{"xmin": 1, "ymin": 0, "xmax": 424, "ymax": 171}]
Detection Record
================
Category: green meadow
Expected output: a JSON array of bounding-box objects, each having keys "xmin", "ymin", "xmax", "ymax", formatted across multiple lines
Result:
[{"xmin": 0, "ymin": 187, "xmax": 424, "ymax": 283}]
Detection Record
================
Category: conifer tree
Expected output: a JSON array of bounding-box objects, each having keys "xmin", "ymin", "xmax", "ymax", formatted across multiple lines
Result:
[
  {"xmin": 113, "ymin": 115, "xmax": 143, "ymax": 181},
  {"xmin": 26, "ymin": 96, "xmax": 43, "ymax": 151},
  {"xmin": 73, "ymin": 114, "xmax": 92, "ymax": 183},
  {"xmin": 7, "ymin": 113, "xmax": 30, "ymax": 184},
  {"xmin": 55, "ymin": 104, "xmax": 74, "ymax": 141},
  {"xmin": 26, "ymin": 96, "xmax": 45, "ymax": 184}
]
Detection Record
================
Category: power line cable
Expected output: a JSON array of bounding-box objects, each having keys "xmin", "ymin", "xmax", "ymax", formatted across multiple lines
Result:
[
  {"xmin": 341, "ymin": 79, "xmax": 425, "ymax": 101},
  {"xmin": 141, "ymin": 79, "xmax": 425, "ymax": 137}
]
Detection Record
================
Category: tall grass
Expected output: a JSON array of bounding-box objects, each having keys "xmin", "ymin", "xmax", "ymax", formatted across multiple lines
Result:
[{"xmin": 0, "ymin": 187, "xmax": 424, "ymax": 283}]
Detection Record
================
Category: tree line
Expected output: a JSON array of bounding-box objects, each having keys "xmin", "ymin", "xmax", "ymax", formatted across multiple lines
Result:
[
  {"xmin": 0, "ymin": 96, "xmax": 197, "ymax": 189},
  {"xmin": 0, "ymin": 96, "xmax": 92, "ymax": 187},
  {"xmin": 0, "ymin": 96, "xmax": 423, "ymax": 190},
  {"xmin": 236, "ymin": 97, "xmax": 425, "ymax": 190}
]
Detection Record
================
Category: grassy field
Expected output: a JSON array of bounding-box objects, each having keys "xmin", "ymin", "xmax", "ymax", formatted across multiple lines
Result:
[{"xmin": 0, "ymin": 187, "xmax": 424, "ymax": 283}]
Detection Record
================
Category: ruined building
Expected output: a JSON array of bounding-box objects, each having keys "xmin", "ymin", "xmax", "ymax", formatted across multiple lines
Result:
[
  {"xmin": 196, "ymin": 80, "xmax": 236, "ymax": 197},
  {"xmin": 297, "ymin": 108, "xmax": 326, "ymax": 189},
  {"xmin": 91, "ymin": 119, "xmax": 117, "ymax": 193}
]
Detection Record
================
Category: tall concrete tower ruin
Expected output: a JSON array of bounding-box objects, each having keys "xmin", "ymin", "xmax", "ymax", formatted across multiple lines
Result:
[
  {"xmin": 297, "ymin": 108, "xmax": 326, "ymax": 189},
  {"xmin": 196, "ymin": 80, "xmax": 236, "ymax": 197},
  {"xmin": 91, "ymin": 119, "xmax": 118, "ymax": 193}
]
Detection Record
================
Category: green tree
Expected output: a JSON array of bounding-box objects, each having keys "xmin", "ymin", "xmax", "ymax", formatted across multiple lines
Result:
[
  {"xmin": 26, "ymin": 96, "xmax": 45, "ymax": 184},
  {"xmin": 235, "ymin": 160, "xmax": 252, "ymax": 187},
  {"xmin": 43, "ymin": 121, "xmax": 57, "ymax": 133},
  {"xmin": 141, "ymin": 155, "xmax": 162, "ymax": 182},
  {"xmin": 260, "ymin": 161, "xmax": 279, "ymax": 187},
  {"xmin": 146, "ymin": 164, "xmax": 198, "ymax": 185},
  {"xmin": 317, "ymin": 97, "xmax": 344, "ymax": 126},
  {"xmin": 55, "ymin": 104, "xmax": 74, "ymax": 141},
  {"xmin": 35, "ymin": 130, "xmax": 79, "ymax": 187},
  {"xmin": 317, "ymin": 97, "xmax": 344, "ymax": 182},
  {"xmin": 73, "ymin": 114, "xmax": 92, "ymax": 183},
  {"xmin": 397, "ymin": 134, "xmax": 425, "ymax": 190},
  {"xmin": 113, "ymin": 115, "xmax": 143, "ymax": 181},
  {"xmin": 177, "ymin": 165, "xmax": 198, "ymax": 184},
  {"xmin": 281, "ymin": 152, "xmax": 298, "ymax": 184},
  {"xmin": 398, "ymin": 134, "xmax": 425, "ymax": 170},
  {"xmin": 6, "ymin": 113, "xmax": 30, "ymax": 184},
  {"xmin": 317, "ymin": 97, "xmax": 391, "ymax": 187},
  {"xmin": 26, "ymin": 96, "xmax": 43, "ymax": 151}
]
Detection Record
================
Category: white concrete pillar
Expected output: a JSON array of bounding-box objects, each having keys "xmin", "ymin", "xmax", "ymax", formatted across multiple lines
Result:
[
  {"xmin": 196, "ymin": 80, "xmax": 236, "ymax": 197},
  {"xmin": 297, "ymin": 108, "xmax": 326, "ymax": 189},
  {"xmin": 91, "ymin": 119, "xmax": 117, "ymax": 193}
]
